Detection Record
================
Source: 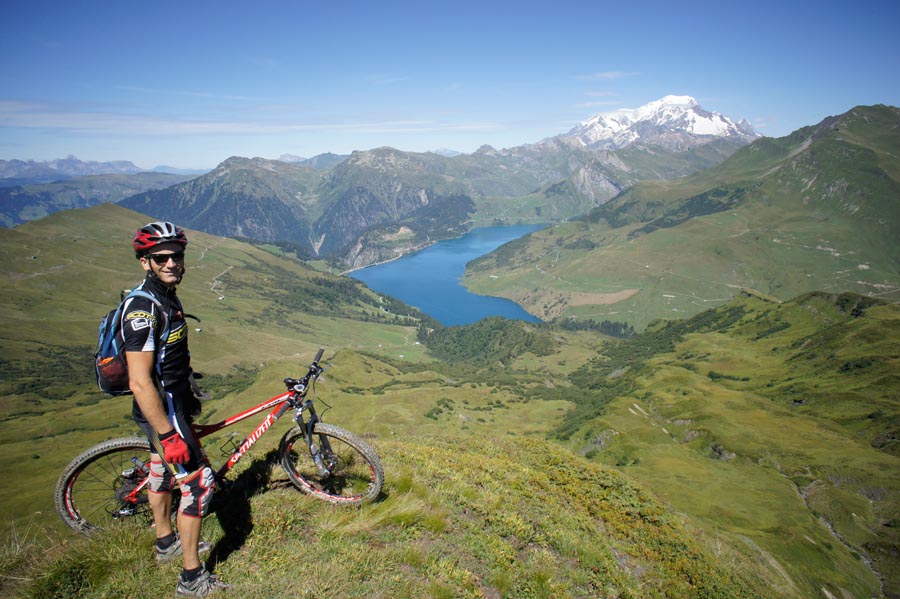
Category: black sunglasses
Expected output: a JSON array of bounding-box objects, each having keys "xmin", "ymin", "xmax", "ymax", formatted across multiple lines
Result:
[{"xmin": 147, "ymin": 251, "xmax": 185, "ymax": 265}]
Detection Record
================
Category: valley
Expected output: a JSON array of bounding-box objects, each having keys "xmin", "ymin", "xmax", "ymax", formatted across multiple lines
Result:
[
  {"xmin": 1, "ymin": 205, "xmax": 898, "ymax": 598},
  {"xmin": 1, "ymin": 100, "xmax": 898, "ymax": 598}
]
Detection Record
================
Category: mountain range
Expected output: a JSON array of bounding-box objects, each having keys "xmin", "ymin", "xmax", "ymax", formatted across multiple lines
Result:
[
  {"xmin": 465, "ymin": 103, "xmax": 900, "ymax": 328},
  {"xmin": 0, "ymin": 172, "xmax": 196, "ymax": 227},
  {"xmin": 0, "ymin": 155, "xmax": 144, "ymax": 186},
  {"xmin": 1, "ymin": 96, "xmax": 758, "ymax": 268},
  {"xmin": 2, "ymin": 99, "xmax": 896, "ymax": 328}
]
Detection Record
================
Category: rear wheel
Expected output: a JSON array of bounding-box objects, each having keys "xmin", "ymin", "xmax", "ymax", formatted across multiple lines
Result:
[
  {"xmin": 55, "ymin": 437, "xmax": 164, "ymax": 534},
  {"xmin": 279, "ymin": 423, "xmax": 383, "ymax": 505}
]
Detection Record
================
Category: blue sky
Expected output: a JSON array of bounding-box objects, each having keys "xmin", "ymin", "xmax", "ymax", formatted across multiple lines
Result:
[{"xmin": 2, "ymin": 0, "xmax": 898, "ymax": 169}]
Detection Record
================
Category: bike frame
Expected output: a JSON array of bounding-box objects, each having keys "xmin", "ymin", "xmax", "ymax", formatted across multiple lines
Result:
[
  {"xmin": 193, "ymin": 390, "xmax": 303, "ymax": 478},
  {"xmin": 193, "ymin": 387, "xmax": 324, "ymax": 480},
  {"xmin": 117, "ymin": 388, "xmax": 319, "ymax": 512},
  {"xmin": 110, "ymin": 351, "xmax": 327, "ymax": 514}
]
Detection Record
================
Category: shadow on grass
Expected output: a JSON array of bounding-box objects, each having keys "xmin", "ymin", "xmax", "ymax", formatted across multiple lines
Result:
[{"xmin": 207, "ymin": 450, "xmax": 278, "ymax": 566}]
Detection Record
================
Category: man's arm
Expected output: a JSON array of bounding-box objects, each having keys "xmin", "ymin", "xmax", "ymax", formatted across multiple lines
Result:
[
  {"xmin": 127, "ymin": 350, "xmax": 190, "ymax": 466},
  {"xmin": 126, "ymin": 351, "xmax": 173, "ymax": 435}
]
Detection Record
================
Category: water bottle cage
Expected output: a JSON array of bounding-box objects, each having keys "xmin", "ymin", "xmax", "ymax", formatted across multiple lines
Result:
[{"xmin": 219, "ymin": 433, "xmax": 241, "ymax": 458}]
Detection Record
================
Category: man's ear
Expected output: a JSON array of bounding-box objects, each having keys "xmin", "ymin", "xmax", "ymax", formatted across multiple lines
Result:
[{"xmin": 139, "ymin": 256, "xmax": 151, "ymax": 273}]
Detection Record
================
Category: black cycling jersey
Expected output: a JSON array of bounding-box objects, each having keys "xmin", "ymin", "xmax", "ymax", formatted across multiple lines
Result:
[{"xmin": 122, "ymin": 274, "xmax": 193, "ymax": 422}]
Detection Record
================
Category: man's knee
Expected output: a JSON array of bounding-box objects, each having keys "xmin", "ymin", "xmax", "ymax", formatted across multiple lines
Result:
[
  {"xmin": 178, "ymin": 466, "xmax": 215, "ymax": 518},
  {"xmin": 149, "ymin": 459, "xmax": 174, "ymax": 494}
]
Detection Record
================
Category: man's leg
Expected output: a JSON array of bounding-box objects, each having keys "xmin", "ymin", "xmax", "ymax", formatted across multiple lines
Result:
[
  {"xmin": 177, "ymin": 511, "xmax": 203, "ymax": 570},
  {"xmin": 148, "ymin": 456, "xmax": 174, "ymax": 539},
  {"xmin": 174, "ymin": 465, "xmax": 228, "ymax": 595},
  {"xmin": 177, "ymin": 465, "xmax": 216, "ymax": 571}
]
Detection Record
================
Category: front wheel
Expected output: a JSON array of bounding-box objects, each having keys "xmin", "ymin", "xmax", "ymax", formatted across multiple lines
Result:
[
  {"xmin": 279, "ymin": 423, "xmax": 383, "ymax": 505},
  {"xmin": 55, "ymin": 437, "xmax": 159, "ymax": 534}
]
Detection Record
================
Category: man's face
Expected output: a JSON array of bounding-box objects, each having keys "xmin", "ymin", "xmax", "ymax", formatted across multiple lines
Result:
[{"xmin": 140, "ymin": 241, "xmax": 185, "ymax": 286}]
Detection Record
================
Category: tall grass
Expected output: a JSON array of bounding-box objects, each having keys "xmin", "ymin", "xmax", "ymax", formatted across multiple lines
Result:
[{"xmin": 16, "ymin": 436, "xmax": 760, "ymax": 599}]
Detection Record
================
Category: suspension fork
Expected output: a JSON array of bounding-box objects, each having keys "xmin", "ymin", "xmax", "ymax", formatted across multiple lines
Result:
[{"xmin": 295, "ymin": 399, "xmax": 333, "ymax": 476}]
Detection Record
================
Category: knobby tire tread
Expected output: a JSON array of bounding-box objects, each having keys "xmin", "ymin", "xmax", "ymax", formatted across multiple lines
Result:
[
  {"xmin": 54, "ymin": 437, "xmax": 152, "ymax": 534},
  {"xmin": 279, "ymin": 423, "xmax": 384, "ymax": 505}
]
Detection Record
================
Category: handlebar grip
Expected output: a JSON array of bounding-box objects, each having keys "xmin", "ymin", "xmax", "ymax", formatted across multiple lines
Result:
[{"xmin": 314, "ymin": 347, "xmax": 324, "ymax": 364}]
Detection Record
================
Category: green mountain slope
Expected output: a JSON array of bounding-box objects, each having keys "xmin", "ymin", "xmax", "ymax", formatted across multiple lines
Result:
[
  {"xmin": 3, "ymin": 207, "xmax": 897, "ymax": 598},
  {"xmin": 120, "ymin": 157, "xmax": 325, "ymax": 256},
  {"xmin": 465, "ymin": 105, "xmax": 900, "ymax": 330},
  {"xmin": 554, "ymin": 290, "xmax": 899, "ymax": 597}
]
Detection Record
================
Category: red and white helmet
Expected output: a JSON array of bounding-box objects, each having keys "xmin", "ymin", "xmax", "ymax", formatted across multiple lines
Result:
[{"xmin": 133, "ymin": 221, "xmax": 188, "ymax": 257}]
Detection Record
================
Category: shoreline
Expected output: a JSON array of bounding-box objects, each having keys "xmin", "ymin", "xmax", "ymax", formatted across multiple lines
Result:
[
  {"xmin": 336, "ymin": 223, "xmax": 548, "ymax": 326},
  {"xmin": 337, "ymin": 221, "xmax": 551, "ymax": 277},
  {"xmin": 337, "ymin": 237, "xmax": 436, "ymax": 276}
]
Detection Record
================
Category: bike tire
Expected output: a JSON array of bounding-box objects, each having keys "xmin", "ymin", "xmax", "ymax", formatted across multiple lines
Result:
[
  {"xmin": 55, "ymin": 437, "xmax": 163, "ymax": 534},
  {"xmin": 278, "ymin": 423, "xmax": 383, "ymax": 505}
]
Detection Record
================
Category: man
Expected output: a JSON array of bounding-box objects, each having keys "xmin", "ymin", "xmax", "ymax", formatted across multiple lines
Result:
[{"xmin": 124, "ymin": 221, "xmax": 226, "ymax": 597}]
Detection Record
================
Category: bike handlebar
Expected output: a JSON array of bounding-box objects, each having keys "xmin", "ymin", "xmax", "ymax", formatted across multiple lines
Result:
[{"xmin": 283, "ymin": 347, "xmax": 326, "ymax": 392}]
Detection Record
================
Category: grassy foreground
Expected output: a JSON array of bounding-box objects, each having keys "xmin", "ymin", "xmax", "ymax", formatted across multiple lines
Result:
[{"xmin": 6, "ymin": 435, "xmax": 758, "ymax": 599}]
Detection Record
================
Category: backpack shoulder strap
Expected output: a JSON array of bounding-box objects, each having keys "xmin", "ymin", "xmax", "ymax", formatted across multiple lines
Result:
[
  {"xmin": 118, "ymin": 289, "xmax": 169, "ymax": 359},
  {"xmin": 122, "ymin": 289, "xmax": 171, "ymax": 343},
  {"xmin": 119, "ymin": 288, "xmax": 172, "ymax": 383}
]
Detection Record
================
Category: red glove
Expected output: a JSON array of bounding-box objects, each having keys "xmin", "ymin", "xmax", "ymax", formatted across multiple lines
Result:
[{"xmin": 159, "ymin": 429, "xmax": 190, "ymax": 464}]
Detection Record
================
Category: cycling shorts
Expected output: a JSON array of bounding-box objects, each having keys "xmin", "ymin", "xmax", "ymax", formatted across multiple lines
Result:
[{"xmin": 179, "ymin": 466, "xmax": 215, "ymax": 518}]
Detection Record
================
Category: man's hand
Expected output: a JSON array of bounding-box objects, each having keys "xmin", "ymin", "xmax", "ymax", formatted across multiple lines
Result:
[{"xmin": 159, "ymin": 429, "xmax": 190, "ymax": 464}]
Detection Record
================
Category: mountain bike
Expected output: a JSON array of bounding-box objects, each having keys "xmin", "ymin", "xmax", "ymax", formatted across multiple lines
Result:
[{"xmin": 55, "ymin": 348, "xmax": 383, "ymax": 534}]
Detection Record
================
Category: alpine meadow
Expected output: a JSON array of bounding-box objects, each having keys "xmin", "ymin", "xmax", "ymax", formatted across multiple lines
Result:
[{"xmin": 1, "ymin": 101, "xmax": 898, "ymax": 599}]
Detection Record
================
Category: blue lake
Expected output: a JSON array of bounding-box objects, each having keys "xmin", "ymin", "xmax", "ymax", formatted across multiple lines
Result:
[{"xmin": 350, "ymin": 224, "xmax": 546, "ymax": 326}]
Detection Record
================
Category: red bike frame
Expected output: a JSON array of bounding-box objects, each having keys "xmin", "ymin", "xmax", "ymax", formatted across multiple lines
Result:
[
  {"xmin": 192, "ymin": 389, "xmax": 297, "ymax": 477},
  {"xmin": 110, "ymin": 389, "xmax": 302, "ymax": 513}
]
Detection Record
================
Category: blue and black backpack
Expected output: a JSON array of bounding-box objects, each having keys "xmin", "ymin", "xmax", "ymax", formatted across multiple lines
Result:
[{"xmin": 95, "ymin": 288, "xmax": 170, "ymax": 396}]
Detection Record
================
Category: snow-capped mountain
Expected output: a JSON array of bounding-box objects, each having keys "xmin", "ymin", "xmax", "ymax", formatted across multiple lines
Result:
[{"xmin": 563, "ymin": 95, "xmax": 759, "ymax": 151}]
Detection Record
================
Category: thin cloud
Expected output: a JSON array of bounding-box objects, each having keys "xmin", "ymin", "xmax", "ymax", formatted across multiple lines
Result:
[
  {"xmin": 366, "ymin": 74, "xmax": 410, "ymax": 86},
  {"xmin": 0, "ymin": 101, "xmax": 496, "ymax": 136},
  {"xmin": 37, "ymin": 37, "xmax": 63, "ymax": 49},
  {"xmin": 575, "ymin": 71, "xmax": 639, "ymax": 81},
  {"xmin": 574, "ymin": 101, "xmax": 620, "ymax": 109},
  {"xmin": 116, "ymin": 85, "xmax": 259, "ymax": 102},
  {"xmin": 247, "ymin": 57, "xmax": 284, "ymax": 72},
  {"xmin": 751, "ymin": 115, "xmax": 777, "ymax": 131}
]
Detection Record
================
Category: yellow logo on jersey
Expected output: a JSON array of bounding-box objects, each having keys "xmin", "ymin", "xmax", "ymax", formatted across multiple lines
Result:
[
  {"xmin": 167, "ymin": 325, "xmax": 187, "ymax": 344},
  {"xmin": 125, "ymin": 310, "xmax": 155, "ymax": 322},
  {"xmin": 125, "ymin": 311, "xmax": 157, "ymax": 332}
]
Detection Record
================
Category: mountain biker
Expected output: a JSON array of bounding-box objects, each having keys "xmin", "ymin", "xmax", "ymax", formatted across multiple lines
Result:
[{"xmin": 125, "ymin": 221, "xmax": 227, "ymax": 596}]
